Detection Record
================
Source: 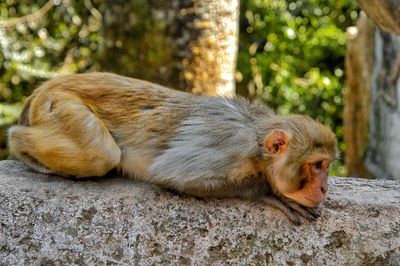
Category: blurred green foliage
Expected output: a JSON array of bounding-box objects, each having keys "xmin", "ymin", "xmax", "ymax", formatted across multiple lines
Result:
[
  {"xmin": 0, "ymin": 0, "xmax": 104, "ymax": 157},
  {"xmin": 0, "ymin": 0, "xmax": 176, "ymax": 129},
  {"xmin": 236, "ymin": 0, "xmax": 359, "ymax": 175},
  {"xmin": 0, "ymin": 0, "xmax": 358, "ymax": 175},
  {"xmin": 0, "ymin": 0, "xmax": 102, "ymax": 122}
]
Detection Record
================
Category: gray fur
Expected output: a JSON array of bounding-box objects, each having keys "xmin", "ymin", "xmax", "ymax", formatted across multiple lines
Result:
[
  {"xmin": 148, "ymin": 96, "xmax": 270, "ymax": 192},
  {"xmin": 8, "ymin": 72, "xmax": 338, "ymax": 224}
]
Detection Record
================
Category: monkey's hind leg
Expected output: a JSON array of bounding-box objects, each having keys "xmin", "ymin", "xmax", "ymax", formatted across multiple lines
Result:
[
  {"xmin": 8, "ymin": 102, "xmax": 122, "ymax": 177},
  {"xmin": 8, "ymin": 126, "xmax": 56, "ymax": 175}
]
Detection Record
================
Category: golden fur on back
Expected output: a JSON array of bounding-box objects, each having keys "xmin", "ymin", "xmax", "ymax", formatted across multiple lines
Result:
[{"xmin": 8, "ymin": 72, "xmax": 337, "ymax": 219}]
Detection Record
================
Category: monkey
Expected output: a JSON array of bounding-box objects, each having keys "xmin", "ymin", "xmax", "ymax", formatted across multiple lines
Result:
[{"xmin": 8, "ymin": 72, "xmax": 338, "ymax": 224}]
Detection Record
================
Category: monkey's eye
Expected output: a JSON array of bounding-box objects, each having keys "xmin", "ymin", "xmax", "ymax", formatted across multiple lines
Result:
[
  {"xmin": 299, "ymin": 179, "xmax": 307, "ymax": 190},
  {"xmin": 314, "ymin": 160, "xmax": 323, "ymax": 170}
]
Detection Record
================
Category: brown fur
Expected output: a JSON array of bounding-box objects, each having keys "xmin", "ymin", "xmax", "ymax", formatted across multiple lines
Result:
[{"xmin": 8, "ymin": 72, "xmax": 338, "ymax": 224}]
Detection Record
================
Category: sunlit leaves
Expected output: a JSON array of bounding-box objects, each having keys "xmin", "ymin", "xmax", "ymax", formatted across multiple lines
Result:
[
  {"xmin": 0, "ymin": 103, "xmax": 22, "ymax": 127},
  {"xmin": 0, "ymin": 0, "xmax": 103, "ymax": 126},
  {"xmin": 237, "ymin": 0, "xmax": 358, "ymax": 175}
]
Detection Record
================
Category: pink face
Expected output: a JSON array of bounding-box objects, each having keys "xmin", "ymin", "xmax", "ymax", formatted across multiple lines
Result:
[
  {"xmin": 263, "ymin": 128, "xmax": 335, "ymax": 207},
  {"xmin": 283, "ymin": 157, "xmax": 331, "ymax": 207}
]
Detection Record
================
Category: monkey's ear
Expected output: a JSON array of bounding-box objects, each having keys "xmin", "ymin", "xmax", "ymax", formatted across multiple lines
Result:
[{"xmin": 264, "ymin": 129, "xmax": 290, "ymax": 154}]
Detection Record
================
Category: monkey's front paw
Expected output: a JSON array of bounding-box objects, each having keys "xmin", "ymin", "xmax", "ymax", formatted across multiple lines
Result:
[
  {"xmin": 261, "ymin": 196, "xmax": 322, "ymax": 225},
  {"xmin": 284, "ymin": 201, "xmax": 321, "ymax": 222},
  {"xmin": 307, "ymin": 206, "xmax": 321, "ymax": 218}
]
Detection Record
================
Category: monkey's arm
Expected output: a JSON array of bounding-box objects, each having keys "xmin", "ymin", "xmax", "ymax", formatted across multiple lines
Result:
[
  {"xmin": 239, "ymin": 173, "xmax": 322, "ymax": 225},
  {"xmin": 261, "ymin": 196, "xmax": 321, "ymax": 225}
]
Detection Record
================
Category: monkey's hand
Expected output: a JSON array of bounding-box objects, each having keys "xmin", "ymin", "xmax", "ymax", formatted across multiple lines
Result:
[{"xmin": 261, "ymin": 196, "xmax": 321, "ymax": 225}]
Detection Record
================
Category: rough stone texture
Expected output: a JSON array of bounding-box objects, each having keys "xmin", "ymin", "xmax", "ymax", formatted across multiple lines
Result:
[
  {"xmin": 357, "ymin": 0, "xmax": 400, "ymax": 35},
  {"xmin": 1, "ymin": 160, "xmax": 399, "ymax": 265},
  {"xmin": 344, "ymin": 12, "xmax": 375, "ymax": 178}
]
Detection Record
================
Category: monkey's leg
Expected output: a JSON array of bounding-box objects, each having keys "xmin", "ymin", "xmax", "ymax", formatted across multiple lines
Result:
[
  {"xmin": 261, "ymin": 196, "xmax": 320, "ymax": 225},
  {"xmin": 283, "ymin": 201, "xmax": 321, "ymax": 220},
  {"xmin": 8, "ymin": 126, "xmax": 56, "ymax": 175},
  {"xmin": 262, "ymin": 196, "xmax": 302, "ymax": 225},
  {"xmin": 8, "ymin": 102, "xmax": 121, "ymax": 177}
]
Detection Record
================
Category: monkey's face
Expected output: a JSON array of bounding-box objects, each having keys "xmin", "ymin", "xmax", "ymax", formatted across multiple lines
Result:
[
  {"xmin": 281, "ymin": 156, "xmax": 331, "ymax": 207},
  {"xmin": 269, "ymin": 153, "xmax": 332, "ymax": 208},
  {"xmin": 263, "ymin": 119, "xmax": 337, "ymax": 207}
]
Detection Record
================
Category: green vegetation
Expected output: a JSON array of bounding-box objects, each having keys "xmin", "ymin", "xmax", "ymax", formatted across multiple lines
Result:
[
  {"xmin": 0, "ymin": 0, "xmax": 358, "ymax": 175},
  {"xmin": 236, "ymin": 0, "xmax": 359, "ymax": 175},
  {"xmin": 0, "ymin": 0, "xmax": 102, "ymax": 101},
  {"xmin": 0, "ymin": 0, "xmax": 103, "ymax": 156}
]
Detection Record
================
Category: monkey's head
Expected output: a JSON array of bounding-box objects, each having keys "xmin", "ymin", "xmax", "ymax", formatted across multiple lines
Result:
[{"xmin": 260, "ymin": 115, "xmax": 338, "ymax": 207}]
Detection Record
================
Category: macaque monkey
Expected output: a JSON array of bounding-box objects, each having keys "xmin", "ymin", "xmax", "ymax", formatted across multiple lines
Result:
[{"xmin": 8, "ymin": 72, "xmax": 338, "ymax": 224}]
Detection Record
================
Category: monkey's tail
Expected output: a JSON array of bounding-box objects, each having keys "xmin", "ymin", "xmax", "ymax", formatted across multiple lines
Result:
[{"xmin": 18, "ymin": 95, "xmax": 34, "ymax": 126}]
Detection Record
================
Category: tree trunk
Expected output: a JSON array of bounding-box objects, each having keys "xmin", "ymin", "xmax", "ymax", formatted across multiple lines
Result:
[
  {"xmin": 356, "ymin": 0, "xmax": 400, "ymax": 180},
  {"xmin": 357, "ymin": 0, "xmax": 400, "ymax": 35},
  {"xmin": 96, "ymin": 0, "xmax": 239, "ymax": 96},
  {"xmin": 344, "ymin": 12, "xmax": 374, "ymax": 178},
  {"xmin": 364, "ymin": 29, "xmax": 400, "ymax": 179}
]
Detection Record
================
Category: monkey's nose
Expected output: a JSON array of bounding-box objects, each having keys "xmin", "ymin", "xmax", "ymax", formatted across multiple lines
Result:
[{"xmin": 321, "ymin": 185, "xmax": 328, "ymax": 195}]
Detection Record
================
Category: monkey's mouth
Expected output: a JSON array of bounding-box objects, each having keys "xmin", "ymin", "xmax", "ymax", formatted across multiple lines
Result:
[{"xmin": 303, "ymin": 196, "xmax": 324, "ymax": 207}]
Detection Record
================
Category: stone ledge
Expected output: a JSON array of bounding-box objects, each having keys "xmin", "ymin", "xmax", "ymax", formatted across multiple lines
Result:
[{"xmin": 0, "ymin": 160, "xmax": 399, "ymax": 265}]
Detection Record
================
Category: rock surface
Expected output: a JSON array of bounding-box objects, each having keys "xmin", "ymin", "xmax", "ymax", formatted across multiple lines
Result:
[{"xmin": 0, "ymin": 160, "xmax": 399, "ymax": 265}]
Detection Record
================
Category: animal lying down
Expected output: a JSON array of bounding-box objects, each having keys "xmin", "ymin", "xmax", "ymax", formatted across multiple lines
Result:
[{"xmin": 8, "ymin": 72, "xmax": 338, "ymax": 224}]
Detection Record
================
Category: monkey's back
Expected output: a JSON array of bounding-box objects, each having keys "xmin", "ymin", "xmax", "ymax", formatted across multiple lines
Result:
[
  {"xmin": 20, "ymin": 72, "xmax": 273, "ymax": 187},
  {"xmin": 10, "ymin": 72, "xmax": 338, "ymax": 222}
]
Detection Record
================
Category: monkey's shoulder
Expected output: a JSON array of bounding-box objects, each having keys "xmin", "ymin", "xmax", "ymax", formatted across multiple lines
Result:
[
  {"xmin": 151, "ymin": 97, "xmax": 264, "ymax": 177},
  {"xmin": 192, "ymin": 96, "xmax": 273, "ymax": 123}
]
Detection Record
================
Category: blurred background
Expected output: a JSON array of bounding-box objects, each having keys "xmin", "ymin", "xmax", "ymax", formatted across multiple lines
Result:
[{"xmin": 0, "ymin": 0, "xmax": 397, "ymax": 179}]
